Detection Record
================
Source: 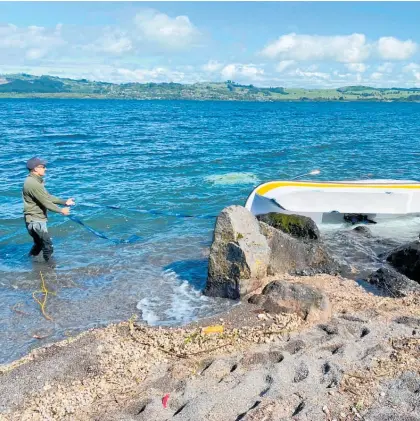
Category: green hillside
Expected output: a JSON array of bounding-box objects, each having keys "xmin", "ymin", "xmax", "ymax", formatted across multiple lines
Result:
[{"xmin": 1, "ymin": 74, "xmax": 420, "ymax": 102}]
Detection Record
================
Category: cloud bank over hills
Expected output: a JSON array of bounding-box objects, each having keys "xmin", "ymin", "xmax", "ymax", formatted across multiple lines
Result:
[{"xmin": 1, "ymin": 5, "xmax": 420, "ymax": 88}]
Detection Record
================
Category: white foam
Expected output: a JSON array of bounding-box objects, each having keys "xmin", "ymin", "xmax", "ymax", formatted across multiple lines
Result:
[
  {"xmin": 136, "ymin": 269, "xmax": 232, "ymax": 326},
  {"xmin": 205, "ymin": 172, "xmax": 259, "ymax": 185},
  {"xmin": 136, "ymin": 297, "xmax": 161, "ymax": 325},
  {"xmin": 320, "ymin": 215, "xmax": 420, "ymax": 241},
  {"xmin": 320, "ymin": 215, "xmax": 420, "ymax": 278},
  {"xmin": 367, "ymin": 216, "xmax": 420, "ymax": 241}
]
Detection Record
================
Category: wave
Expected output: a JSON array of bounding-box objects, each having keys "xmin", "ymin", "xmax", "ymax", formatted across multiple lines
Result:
[
  {"xmin": 205, "ymin": 172, "xmax": 260, "ymax": 185},
  {"xmin": 41, "ymin": 134, "xmax": 93, "ymax": 140},
  {"xmin": 136, "ymin": 269, "xmax": 232, "ymax": 326}
]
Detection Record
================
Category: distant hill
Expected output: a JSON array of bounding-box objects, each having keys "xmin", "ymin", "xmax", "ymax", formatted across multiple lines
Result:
[{"xmin": 0, "ymin": 74, "xmax": 419, "ymax": 102}]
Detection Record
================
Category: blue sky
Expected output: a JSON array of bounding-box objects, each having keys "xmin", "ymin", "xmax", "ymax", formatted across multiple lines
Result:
[{"xmin": 1, "ymin": 2, "xmax": 420, "ymax": 88}]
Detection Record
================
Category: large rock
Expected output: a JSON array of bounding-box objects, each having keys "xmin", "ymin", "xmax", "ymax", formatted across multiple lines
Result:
[
  {"xmin": 260, "ymin": 222, "xmax": 337, "ymax": 276},
  {"xmin": 204, "ymin": 206, "xmax": 271, "ymax": 299},
  {"xmin": 386, "ymin": 241, "xmax": 420, "ymax": 282},
  {"xmin": 257, "ymin": 213, "xmax": 320, "ymax": 240},
  {"xmin": 352, "ymin": 225, "xmax": 373, "ymax": 238},
  {"xmin": 204, "ymin": 206, "xmax": 337, "ymax": 299},
  {"xmin": 249, "ymin": 280, "xmax": 331, "ymax": 323},
  {"xmin": 366, "ymin": 267, "xmax": 420, "ymax": 297}
]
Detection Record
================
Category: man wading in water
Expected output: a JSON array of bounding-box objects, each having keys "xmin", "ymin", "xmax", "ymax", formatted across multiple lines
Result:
[{"xmin": 23, "ymin": 157, "xmax": 75, "ymax": 262}]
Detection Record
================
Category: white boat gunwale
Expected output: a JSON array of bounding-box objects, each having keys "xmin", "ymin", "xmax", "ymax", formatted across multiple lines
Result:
[{"xmin": 245, "ymin": 179, "xmax": 420, "ymax": 224}]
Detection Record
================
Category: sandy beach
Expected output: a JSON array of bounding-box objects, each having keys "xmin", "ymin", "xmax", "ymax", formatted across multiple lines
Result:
[{"xmin": 1, "ymin": 273, "xmax": 419, "ymax": 421}]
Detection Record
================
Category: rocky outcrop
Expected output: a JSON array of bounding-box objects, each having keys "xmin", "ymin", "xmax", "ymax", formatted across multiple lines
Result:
[
  {"xmin": 366, "ymin": 267, "xmax": 420, "ymax": 297},
  {"xmin": 385, "ymin": 241, "xmax": 420, "ymax": 282},
  {"xmin": 204, "ymin": 206, "xmax": 336, "ymax": 299},
  {"xmin": 249, "ymin": 281, "xmax": 331, "ymax": 323},
  {"xmin": 260, "ymin": 222, "xmax": 337, "ymax": 277},
  {"xmin": 204, "ymin": 206, "xmax": 271, "ymax": 299}
]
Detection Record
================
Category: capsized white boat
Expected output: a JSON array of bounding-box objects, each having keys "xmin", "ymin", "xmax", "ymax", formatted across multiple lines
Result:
[{"xmin": 245, "ymin": 179, "xmax": 420, "ymax": 224}]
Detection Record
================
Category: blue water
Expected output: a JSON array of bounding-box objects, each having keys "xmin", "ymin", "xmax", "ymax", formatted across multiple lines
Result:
[{"xmin": 1, "ymin": 99, "xmax": 420, "ymax": 364}]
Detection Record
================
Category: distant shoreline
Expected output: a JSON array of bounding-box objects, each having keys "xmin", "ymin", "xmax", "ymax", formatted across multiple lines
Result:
[
  {"xmin": 1, "ymin": 74, "xmax": 420, "ymax": 102},
  {"xmin": 0, "ymin": 94, "xmax": 418, "ymax": 103}
]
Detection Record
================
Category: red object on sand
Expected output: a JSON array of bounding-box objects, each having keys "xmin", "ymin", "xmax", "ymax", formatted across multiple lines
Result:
[{"xmin": 162, "ymin": 393, "xmax": 170, "ymax": 408}]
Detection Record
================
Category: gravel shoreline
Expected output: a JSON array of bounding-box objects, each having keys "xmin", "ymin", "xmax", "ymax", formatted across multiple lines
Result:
[{"xmin": 1, "ymin": 274, "xmax": 419, "ymax": 421}]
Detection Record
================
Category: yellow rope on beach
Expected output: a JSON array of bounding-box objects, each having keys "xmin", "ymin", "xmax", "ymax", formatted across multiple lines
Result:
[{"xmin": 32, "ymin": 271, "xmax": 55, "ymax": 321}]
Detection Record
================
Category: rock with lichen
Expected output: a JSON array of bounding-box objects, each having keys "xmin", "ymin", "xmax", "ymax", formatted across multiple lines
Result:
[{"xmin": 257, "ymin": 212, "xmax": 320, "ymax": 240}]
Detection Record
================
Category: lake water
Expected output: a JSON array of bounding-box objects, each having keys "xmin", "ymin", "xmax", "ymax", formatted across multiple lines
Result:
[{"xmin": 1, "ymin": 99, "xmax": 420, "ymax": 363}]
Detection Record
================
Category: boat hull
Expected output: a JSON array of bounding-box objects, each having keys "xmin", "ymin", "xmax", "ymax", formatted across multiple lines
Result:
[{"xmin": 245, "ymin": 180, "xmax": 420, "ymax": 224}]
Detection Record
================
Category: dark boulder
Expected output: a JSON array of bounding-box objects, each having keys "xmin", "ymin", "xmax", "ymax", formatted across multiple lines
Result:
[
  {"xmin": 257, "ymin": 213, "xmax": 320, "ymax": 241},
  {"xmin": 248, "ymin": 280, "xmax": 331, "ymax": 323},
  {"xmin": 352, "ymin": 226, "xmax": 372, "ymax": 237},
  {"xmin": 366, "ymin": 267, "xmax": 420, "ymax": 297},
  {"xmin": 385, "ymin": 241, "xmax": 420, "ymax": 282}
]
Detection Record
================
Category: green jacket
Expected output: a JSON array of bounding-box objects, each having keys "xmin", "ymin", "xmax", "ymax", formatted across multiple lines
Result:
[{"xmin": 23, "ymin": 173, "xmax": 66, "ymax": 222}]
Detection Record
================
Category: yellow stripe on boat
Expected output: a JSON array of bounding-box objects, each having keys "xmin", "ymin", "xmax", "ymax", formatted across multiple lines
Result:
[{"xmin": 256, "ymin": 181, "xmax": 420, "ymax": 196}]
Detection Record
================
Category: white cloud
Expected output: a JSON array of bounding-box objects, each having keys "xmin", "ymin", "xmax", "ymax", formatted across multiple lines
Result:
[
  {"xmin": 276, "ymin": 60, "xmax": 296, "ymax": 72},
  {"xmin": 0, "ymin": 9, "xmax": 202, "ymax": 68},
  {"xmin": 134, "ymin": 9, "xmax": 199, "ymax": 49},
  {"xmin": 261, "ymin": 33, "xmax": 418, "ymax": 65},
  {"xmin": 261, "ymin": 33, "xmax": 370, "ymax": 63},
  {"xmin": 220, "ymin": 64, "xmax": 264, "ymax": 81},
  {"xmin": 345, "ymin": 63, "xmax": 367, "ymax": 73},
  {"xmin": 117, "ymin": 67, "xmax": 167, "ymax": 81},
  {"xmin": 83, "ymin": 9, "xmax": 201, "ymax": 55},
  {"xmin": 333, "ymin": 70, "xmax": 353, "ymax": 79},
  {"xmin": 377, "ymin": 62, "xmax": 394, "ymax": 73},
  {"xmin": 115, "ymin": 66, "xmax": 193, "ymax": 83},
  {"xmin": 221, "ymin": 64, "xmax": 236, "ymax": 80},
  {"xmin": 98, "ymin": 31, "xmax": 132, "ymax": 54},
  {"xmin": 294, "ymin": 68, "xmax": 330, "ymax": 80},
  {"xmin": 241, "ymin": 65, "xmax": 264, "ymax": 79},
  {"xmin": 25, "ymin": 48, "xmax": 48, "ymax": 60},
  {"xmin": 402, "ymin": 63, "xmax": 420, "ymax": 83},
  {"xmin": 5, "ymin": 60, "xmax": 420, "ymax": 88},
  {"xmin": 0, "ymin": 23, "xmax": 64, "ymax": 60},
  {"xmin": 202, "ymin": 60, "xmax": 223, "ymax": 72},
  {"xmin": 377, "ymin": 37, "xmax": 417, "ymax": 60},
  {"xmin": 370, "ymin": 72, "xmax": 383, "ymax": 80},
  {"xmin": 403, "ymin": 63, "xmax": 420, "ymax": 72}
]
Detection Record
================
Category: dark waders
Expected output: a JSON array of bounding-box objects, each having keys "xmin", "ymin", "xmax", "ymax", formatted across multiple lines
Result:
[{"xmin": 26, "ymin": 221, "xmax": 54, "ymax": 261}]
